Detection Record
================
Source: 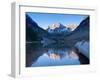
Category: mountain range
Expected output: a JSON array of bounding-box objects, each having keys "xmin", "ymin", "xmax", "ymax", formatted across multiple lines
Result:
[{"xmin": 26, "ymin": 14, "xmax": 89, "ymax": 47}]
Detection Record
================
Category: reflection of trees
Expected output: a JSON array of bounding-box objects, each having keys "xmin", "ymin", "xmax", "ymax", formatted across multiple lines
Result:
[
  {"xmin": 26, "ymin": 45, "xmax": 68, "ymax": 67},
  {"xmin": 69, "ymin": 48, "xmax": 89, "ymax": 64},
  {"xmin": 26, "ymin": 43, "xmax": 89, "ymax": 67},
  {"xmin": 26, "ymin": 44, "xmax": 46, "ymax": 67}
]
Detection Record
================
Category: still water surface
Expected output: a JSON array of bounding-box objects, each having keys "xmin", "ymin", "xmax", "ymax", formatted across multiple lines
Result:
[{"xmin": 26, "ymin": 43, "xmax": 82, "ymax": 67}]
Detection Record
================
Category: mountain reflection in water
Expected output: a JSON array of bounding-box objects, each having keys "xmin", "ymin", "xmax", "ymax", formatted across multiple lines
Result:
[{"xmin": 26, "ymin": 43, "xmax": 88, "ymax": 67}]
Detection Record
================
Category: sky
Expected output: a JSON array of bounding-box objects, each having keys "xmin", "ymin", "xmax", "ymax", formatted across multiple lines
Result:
[{"xmin": 26, "ymin": 12, "xmax": 88, "ymax": 29}]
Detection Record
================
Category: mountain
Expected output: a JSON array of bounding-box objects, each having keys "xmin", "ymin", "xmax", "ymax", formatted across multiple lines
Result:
[
  {"xmin": 47, "ymin": 23, "xmax": 70, "ymax": 34},
  {"xmin": 67, "ymin": 16, "xmax": 89, "ymax": 40},
  {"xmin": 26, "ymin": 14, "xmax": 48, "ymax": 41},
  {"xmin": 64, "ymin": 16, "xmax": 90, "ymax": 47},
  {"xmin": 47, "ymin": 16, "xmax": 90, "ymax": 47},
  {"xmin": 65, "ymin": 24, "xmax": 78, "ymax": 31}
]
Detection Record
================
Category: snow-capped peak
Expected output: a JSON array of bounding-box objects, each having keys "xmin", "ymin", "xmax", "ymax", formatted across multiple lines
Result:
[
  {"xmin": 50, "ymin": 23, "xmax": 65, "ymax": 29},
  {"xmin": 65, "ymin": 24, "xmax": 78, "ymax": 31},
  {"xmin": 47, "ymin": 23, "xmax": 70, "ymax": 34}
]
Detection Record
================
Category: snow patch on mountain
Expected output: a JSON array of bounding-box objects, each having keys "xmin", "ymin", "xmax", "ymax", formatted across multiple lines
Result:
[{"xmin": 47, "ymin": 23, "xmax": 70, "ymax": 34}]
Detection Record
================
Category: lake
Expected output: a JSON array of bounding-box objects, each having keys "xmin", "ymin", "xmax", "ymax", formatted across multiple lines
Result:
[{"xmin": 26, "ymin": 42, "xmax": 89, "ymax": 67}]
